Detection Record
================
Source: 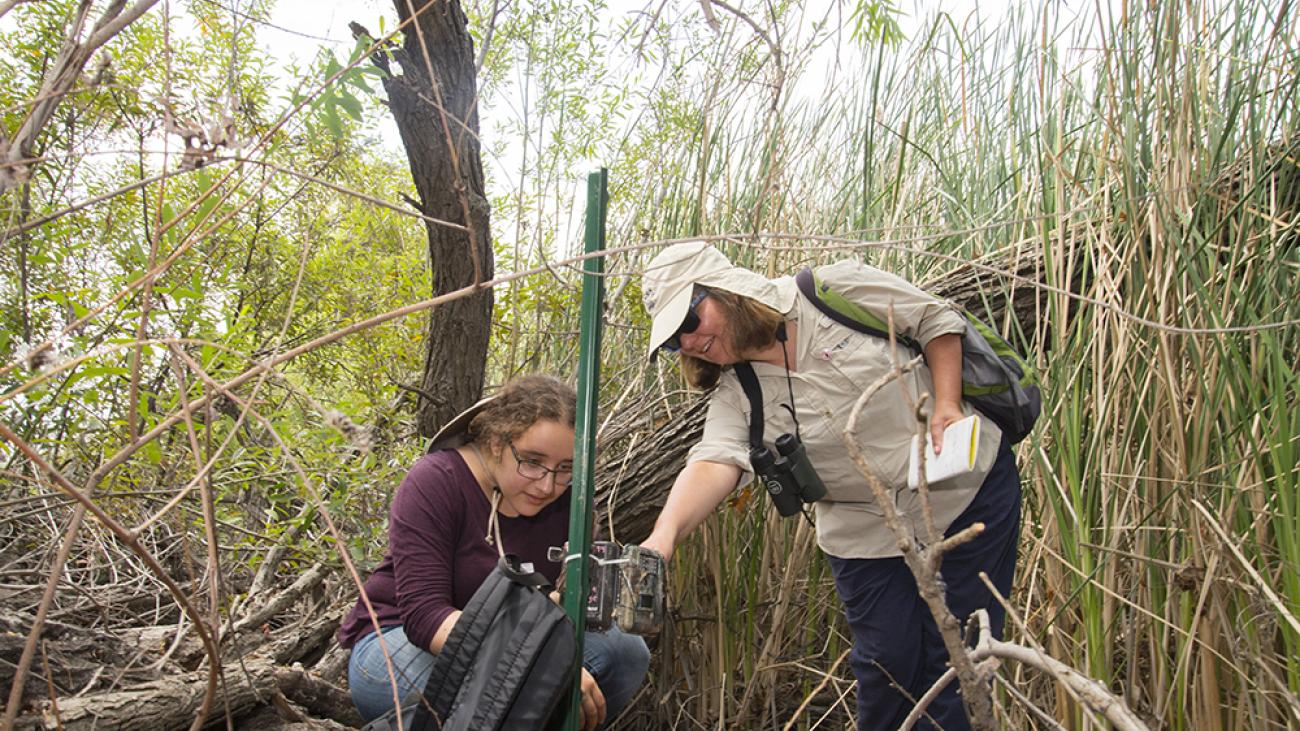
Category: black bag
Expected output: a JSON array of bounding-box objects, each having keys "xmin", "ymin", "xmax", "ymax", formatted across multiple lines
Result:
[{"xmin": 361, "ymin": 554, "xmax": 578, "ymax": 731}]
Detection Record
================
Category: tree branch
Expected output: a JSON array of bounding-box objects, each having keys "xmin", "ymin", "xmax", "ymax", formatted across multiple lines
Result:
[
  {"xmin": 841, "ymin": 332, "xmax": 996, "ymax": 726},
  {"xmin": 0, "ymin": 0, "xmax": 160, "ymax": 193},
  {"xmin": 902, "ymin": 609, "xmax": 1149, "ymax": 731}
]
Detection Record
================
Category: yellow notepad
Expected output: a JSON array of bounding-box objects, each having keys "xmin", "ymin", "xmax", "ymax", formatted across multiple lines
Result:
[{"xmin": 907, "ymin": 414, "xmax": 980, "ymax": 489}]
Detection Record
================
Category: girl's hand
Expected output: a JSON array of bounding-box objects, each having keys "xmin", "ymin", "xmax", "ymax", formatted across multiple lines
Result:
[{"xmin": 579, "ymin": 667, "xmax": 606, "ymax": 730}]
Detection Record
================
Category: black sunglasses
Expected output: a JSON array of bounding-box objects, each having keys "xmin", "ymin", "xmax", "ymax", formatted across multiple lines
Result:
[{"xmin": 661, "ymin": 291, "xmax": 708, "ymax": 352}]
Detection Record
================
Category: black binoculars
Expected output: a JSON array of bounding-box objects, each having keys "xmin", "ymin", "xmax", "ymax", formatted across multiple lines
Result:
[{"xmin": 749, "ymin": 433, "xmax": 828, "ymax": 517}]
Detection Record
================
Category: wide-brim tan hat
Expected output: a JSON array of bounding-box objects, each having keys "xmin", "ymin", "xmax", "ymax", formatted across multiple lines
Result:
[
  {"xmin": 642, "ymin": 241, "xmax": 782, "ymax": 356},
  {"xmin": 427, "ymin": 395, "xmax": 497, "ymax": 452}
]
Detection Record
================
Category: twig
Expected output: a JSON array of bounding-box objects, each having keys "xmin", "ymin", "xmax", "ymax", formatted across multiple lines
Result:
[
  {"xmin": 169, "ymin": 353, "xmax": 225, "ymax": 652},
  {"xmin": 994, "ymin": 674, "xmax": 1068, "ymax": 730},
  {"xmin": 779, "ymin": 648, "xmax": 851, "ymax": 731},
  {"xmin": 841, "ymin": 311, "xmax": 995, "ymax": 726},
  {"xmin": 39, "ymin": 639, "xmax": 64, "ymax": 730},
  {"xmin": 231, "ymin": 563, "xmax": 330, "ymax": 635}
]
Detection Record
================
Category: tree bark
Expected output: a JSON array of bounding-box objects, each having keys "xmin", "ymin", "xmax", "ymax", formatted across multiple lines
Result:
[
  {"xmin": 11, "ymin": 610, "xmax": 355, "ymax": 731},
  {"xmin": 14, "ymin": 660, "xmax": 361, "ymax": 731},
  {"xmin": 384, "ymin": 0, "xmax": 494, "ymax": 435}
]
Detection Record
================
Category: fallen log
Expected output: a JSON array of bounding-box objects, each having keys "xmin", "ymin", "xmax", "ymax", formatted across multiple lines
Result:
[
  {"xmin": 8, "ymin": 587, "xmax": 352, "ymax": 730},
  {"xmin": 13, "ymin": 658, "xmax": 361, "ymax": 731}
]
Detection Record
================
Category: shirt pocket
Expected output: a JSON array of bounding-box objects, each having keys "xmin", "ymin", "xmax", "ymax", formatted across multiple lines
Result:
[{"xmin": 811, "ymin": 316, "xmax": 903, "ymax": 389}]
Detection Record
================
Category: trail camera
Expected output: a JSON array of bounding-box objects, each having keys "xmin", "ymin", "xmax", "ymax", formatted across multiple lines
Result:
[
  {"xmin": 614, "ymin": 544, "xmax": 665, "ymax": 636},
  {"xmin": 582, "ymin": 542, "xmax": 665, "ymax": 636}
]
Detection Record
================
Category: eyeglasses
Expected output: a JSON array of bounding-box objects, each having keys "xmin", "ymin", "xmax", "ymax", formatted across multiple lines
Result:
[
  {"xmin": 509, "ymin": 443, "xmax": 574, "ymax": 486},
  {"xmin": 661, "ymin": 290, "xmax": 708, "ymax": 352}
]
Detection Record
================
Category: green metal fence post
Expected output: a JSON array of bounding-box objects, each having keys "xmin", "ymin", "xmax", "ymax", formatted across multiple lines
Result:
[{"xmin": 561, "ymin": 168, "xmax": 607, "ymax": 730}]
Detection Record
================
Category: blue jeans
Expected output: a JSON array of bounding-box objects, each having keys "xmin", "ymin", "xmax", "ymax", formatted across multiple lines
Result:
[
  {"xmin": 827, "ymin": 440, "xmax": 1022, "ymax": 731},
  {"xmin": 348, "ymin": 623, "xmax": 651, "ymax": 726}
]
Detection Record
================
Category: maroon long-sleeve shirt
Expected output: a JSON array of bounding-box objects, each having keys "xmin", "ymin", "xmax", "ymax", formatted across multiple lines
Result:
[{"xmin": 336, "ymin": 449, "xmax": 569, "ymax": 651}]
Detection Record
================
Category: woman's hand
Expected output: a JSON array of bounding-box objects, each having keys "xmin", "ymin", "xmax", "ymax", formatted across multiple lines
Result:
[
  {"xmin": 640, "ymin": 528, "xmax": 676, "ymax": 564},
  {"xmin": 929, "ymin": 400, "xmax": 965, "ymax": 455},
  {"xmin": 579, "ymin": 667, "xmax": 607, "ymax": 730}
]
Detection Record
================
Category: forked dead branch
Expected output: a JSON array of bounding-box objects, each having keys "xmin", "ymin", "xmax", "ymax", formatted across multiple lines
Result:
[{"xmin": 836, "ymin": 308, "xmax": 1147, "ymax": 730}]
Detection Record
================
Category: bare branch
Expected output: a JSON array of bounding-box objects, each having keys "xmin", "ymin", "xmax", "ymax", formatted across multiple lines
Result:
[
  {"xmin": 231, "ymin": 563, "xmax": 330, "ymax": 635},
  {"xmin": 0, "ymin": 0, "xmax": 160, "ymax": 193},
  {"xmin": 901, "ymin": 608, "xmax": 1149, "ymax": 731},
  {"xmin": 841, "ymin": 309, "xmax": 995, "ymax": 727}
]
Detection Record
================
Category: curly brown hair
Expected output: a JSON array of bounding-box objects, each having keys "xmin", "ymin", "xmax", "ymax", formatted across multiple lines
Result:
[
  {"xmin": 678, "ymin": 289, "xmax": 785, "ymax": 390},
  {"xmin": 466, "ymin": 375, "xmax": 577, "ymax": 450}
]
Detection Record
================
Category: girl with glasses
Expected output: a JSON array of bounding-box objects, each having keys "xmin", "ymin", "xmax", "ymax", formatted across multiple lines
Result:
[{"xmin": 337, "ymin": 374, "xmax": 649, "ymax": 730}]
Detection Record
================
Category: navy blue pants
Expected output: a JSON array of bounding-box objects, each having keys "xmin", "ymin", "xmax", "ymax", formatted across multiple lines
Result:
[{"xmin": 827, "ymin": 441, "xmax": 1021, "ymax": 731}]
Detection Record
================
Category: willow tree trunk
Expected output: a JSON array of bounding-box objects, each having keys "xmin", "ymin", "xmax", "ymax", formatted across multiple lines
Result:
[{"xmin": 384, "ymin": 0, "xmax": 493, "ymax": 435}]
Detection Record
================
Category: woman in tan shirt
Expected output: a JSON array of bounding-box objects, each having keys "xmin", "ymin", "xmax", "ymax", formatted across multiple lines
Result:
[{"xmin": 639, "ymin": 242, "xmax": 1022, "ymax": 731}]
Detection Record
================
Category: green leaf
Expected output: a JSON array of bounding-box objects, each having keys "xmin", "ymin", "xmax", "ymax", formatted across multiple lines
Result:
[
  {"xmin": 348, "ymin": 37, "xmax": 369, "ymax": 65},
  {"xmin": 65, "ymin": 364, "xmax": 129, "ymax": 390},
  {"xmin": 335, "ymin": 92, "xmax": 363, "ymax": 122},
  {"xmin": 196, "ymin": 191, "xmax": 219, "ymax": 221},
  {"xmin": 140, "ymin": 439, "xmax": 163, "ymax": 466},
  {"xmin": 345, "ymin": 68, "xmax": 373, "ymax": 93},
  {"xmin": 323, "ymin": 55, "xmax": 342, "ymax": 79},
  {"xmin": 323, "ymin": 101, "xmax": 343, "ymax": 137}
]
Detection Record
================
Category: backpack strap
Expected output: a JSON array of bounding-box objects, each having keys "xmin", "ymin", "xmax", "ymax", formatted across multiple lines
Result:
[
  {"xmin": 471, "ymin": 589, "xmax": 565, "ymax": 727},
  {"xmin": 795, "ymin": 267, "xmax": 921, "ymax": 352},
  {"xmin": 498, "ymin": 554, "xmax": 553, "ymax": 592},
  {"xmin": 732, "ymin": 362, "xmax": 765, "ymax": 449}
]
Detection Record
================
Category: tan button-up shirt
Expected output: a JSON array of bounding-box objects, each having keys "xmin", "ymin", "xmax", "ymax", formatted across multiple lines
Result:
[{"xmin": 687, "ymin": 259, "xmax": 1004, "ymax": 559}]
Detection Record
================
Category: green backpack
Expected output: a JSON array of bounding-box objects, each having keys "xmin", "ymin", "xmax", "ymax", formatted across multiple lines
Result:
[{"xmin": 795, "ymin": 267, "xmax": 1041, "ymax": 443}]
